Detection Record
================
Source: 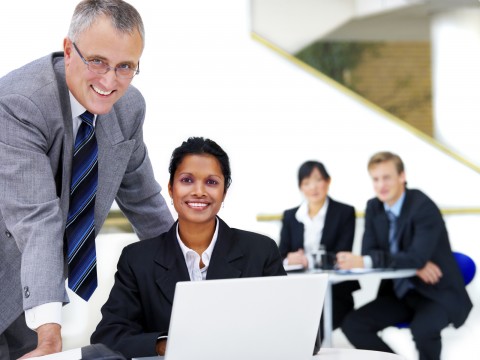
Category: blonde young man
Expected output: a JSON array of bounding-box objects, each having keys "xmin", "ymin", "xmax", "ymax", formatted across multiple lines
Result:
[
  {"xmin": 336, "ymin": 152, "xmax": 471, "ymax": 360},
  {"xmin": 0, "ymin": 1, "xmax": 174, "ymax": 358}
]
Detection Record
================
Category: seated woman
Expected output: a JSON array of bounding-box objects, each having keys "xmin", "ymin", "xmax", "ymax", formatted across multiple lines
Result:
[
  {"xmin": 279, "ymin": 161, "xmax": 360, "ymax": 341},
  {"xmin": 90, "ymin": 137, "xmax": 286, "ymax": 359}
]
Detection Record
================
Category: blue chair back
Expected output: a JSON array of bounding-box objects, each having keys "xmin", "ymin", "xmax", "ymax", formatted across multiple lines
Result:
[{"xmin": 453, "ymin": 251, "xmax": 476, "ymax": 285}]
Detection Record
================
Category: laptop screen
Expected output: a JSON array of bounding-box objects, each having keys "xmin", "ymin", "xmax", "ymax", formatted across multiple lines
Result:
[{"xmin": 163, "ymin": 274, "xmax": 328, "ymax": 360}]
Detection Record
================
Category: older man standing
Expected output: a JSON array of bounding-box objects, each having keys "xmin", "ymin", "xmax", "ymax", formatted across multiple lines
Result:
[{"xmin": 0, "ymin": 1, "xmax": 173, "ymax": 358}]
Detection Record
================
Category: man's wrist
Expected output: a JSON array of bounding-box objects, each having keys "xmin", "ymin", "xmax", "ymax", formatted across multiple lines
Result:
[{"xmin": 37, "ymin": 323, "xmax": 62, "ymax": 353}]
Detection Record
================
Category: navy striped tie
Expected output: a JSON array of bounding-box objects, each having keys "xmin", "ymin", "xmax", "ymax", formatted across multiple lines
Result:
[{"xmin": 66, "ymin": 110, "xmax": 98, "ymax": 301}]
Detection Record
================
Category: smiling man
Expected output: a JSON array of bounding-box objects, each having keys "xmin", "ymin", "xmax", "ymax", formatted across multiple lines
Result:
[
  {"xmin": 336, "ymin": 151, "xmax": 472, "ymax": 360},
  {"xmin": 0, "ymin": 1, "xmax": 174, "ymax": 359}
]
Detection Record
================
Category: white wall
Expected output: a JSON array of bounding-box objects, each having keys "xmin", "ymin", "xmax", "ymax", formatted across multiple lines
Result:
[
  {"xmin": 432, "ymin": 7, "xmax": 480, "ymax": 167},
  {"xmin": 3, "ymin": 1, "xmax": 479, "ymax": 222}
]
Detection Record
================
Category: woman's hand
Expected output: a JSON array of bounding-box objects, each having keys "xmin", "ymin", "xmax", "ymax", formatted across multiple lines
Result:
[{"xmin": 286, "ymin": 249, "xmax": 309, "ymax": 268}]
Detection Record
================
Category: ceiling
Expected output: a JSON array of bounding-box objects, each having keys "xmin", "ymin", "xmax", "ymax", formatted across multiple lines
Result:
[{"xmin": 323, "ymin": 0, "xmax": 480, "ymax": 42}]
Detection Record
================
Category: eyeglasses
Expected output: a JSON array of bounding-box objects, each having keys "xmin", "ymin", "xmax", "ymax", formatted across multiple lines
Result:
[{"xmin": 72, "ymin": 42, "xmax": 140, "ymax": 79}]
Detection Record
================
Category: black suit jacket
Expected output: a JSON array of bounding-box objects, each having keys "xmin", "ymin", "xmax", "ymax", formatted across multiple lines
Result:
[
  {"xmin": 91, "ymin": 218, "xmax": 286, "ymax": 358},
  {"xmin": 362, "ymin": 189, "xmax": 472, "ymax": 327},
  {"xmin": 279, "ymin": 197, "xmax": 360, "ymax": 295},
  {"xmin": 279, "ymin": 197, "xmax": 357, "ymax": 261}
]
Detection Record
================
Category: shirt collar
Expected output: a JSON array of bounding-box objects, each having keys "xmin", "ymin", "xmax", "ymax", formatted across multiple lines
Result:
[
  {"xmin": 69, "ymin": 92, "xmax": 97, "ymax": 126},
  {"xmin": 384, "ymin": 190, "xmax": 406, "ymax": 217},
  {"xmin": 176, "ymin": 217, "xmax": 220, "ymax": 266},
  {"xmin": 295, "ymin": 197, "xmax": 329, "ymax": 224}
]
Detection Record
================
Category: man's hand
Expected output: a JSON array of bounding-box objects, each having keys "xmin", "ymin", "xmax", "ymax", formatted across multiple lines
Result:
[
  {"xmin": 336, "ymin": 251, "xmax": 364, "ymax": 270},
  {"xmin": 18, "ymin": 323, "xmax": 62, "ymax": 359},
  {"xmin": 286, "ymin": 249, "xmax": 309, "ymax": 268},
  {"xmin": 416, "ymin": 261, "xmax": 443, "ymax": 284}
]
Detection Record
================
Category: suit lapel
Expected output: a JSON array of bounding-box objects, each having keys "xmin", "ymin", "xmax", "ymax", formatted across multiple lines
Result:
[
  {"xmin": 395, "ymin": 190, "xmax": 411, "ymax": 250},
  {"xmin": 52, "ymin": 58, "xmax": 74, "ymax": 223},
  {"xmin": 292, "ymin": 215, "xmax": 305, "ymax": 250},
  {"xmin": 321, "ymin": 197, "xmax": 335, "ymax": 248},
  {"xmin": 373, "ymin": 204, "xmax": 390, "ymax": 250},
  {"xmin": 95, "ymin": 111, "xmax": 135, "ymax": 231},
  {"xmin": 153, "ymin": 219, "xmax": 244, "ymax": 302},
  {"xmin": 153, "ymin": 224, "xmax": 190, "ymax": 304},
  {"xmin": 207, "ymin": 219, "xmax": 243, "ymax": 279}
]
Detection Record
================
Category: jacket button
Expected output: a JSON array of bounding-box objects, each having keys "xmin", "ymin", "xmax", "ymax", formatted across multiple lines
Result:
[
  {"xmin": 5, "ymin": 231, "xmax": 11, "ymax": 238},
  {"xmin": 24, "ymin": 286, "xmax": 30, "ymax": 298}
]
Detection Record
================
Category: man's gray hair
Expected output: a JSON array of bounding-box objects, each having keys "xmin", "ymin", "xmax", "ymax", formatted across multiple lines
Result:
[{"xmin": 68, "ymin": 0, "xmax": 145, "ymax": 47}]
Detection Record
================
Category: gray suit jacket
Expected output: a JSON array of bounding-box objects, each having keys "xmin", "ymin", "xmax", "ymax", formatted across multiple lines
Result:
[{"xmin": 0, "ymin": 52, "xmax": 174, "ymax": 333}]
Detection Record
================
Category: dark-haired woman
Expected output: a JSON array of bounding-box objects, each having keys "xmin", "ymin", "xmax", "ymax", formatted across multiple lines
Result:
[
  {"xmin": 279, "ymin": 161, "xmax": 360, "ymax": 343},
  {"xmin": 91, "ymin": 137, "xmax": 286, "ymax": 359}
]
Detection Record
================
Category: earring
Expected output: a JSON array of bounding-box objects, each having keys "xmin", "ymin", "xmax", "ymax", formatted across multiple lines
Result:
[{"xmin": 171, "ymin": 199, "xmax": 173, "ymax": 205}]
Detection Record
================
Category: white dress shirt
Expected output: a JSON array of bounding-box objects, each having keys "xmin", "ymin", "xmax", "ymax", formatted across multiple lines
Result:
[
  {"xmin": 363, "ymin": 191, "xmax": 406, "ymax": 269},
  {"xmin": 293, "ymin": 199, "xmax": 329, "ymax": 269},
  {"xmin": 176, "ymin": 218, "xmax": 219, "ymax": 281}
]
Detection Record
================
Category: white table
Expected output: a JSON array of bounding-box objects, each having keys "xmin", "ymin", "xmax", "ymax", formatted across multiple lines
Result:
[
  {"xmin": 136, "ymin": 347, "xmax": 406, "ymax": 359},
  {"xmin": 315, "ymin": 347, "xmax": 406, "ymax": 359},
  {"xmin": 306, "ymin": 268, "xmax": 417, "ymax": 347}
]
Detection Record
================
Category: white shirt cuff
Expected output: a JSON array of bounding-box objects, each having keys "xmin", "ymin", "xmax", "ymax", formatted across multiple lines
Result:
[
  {"xmin": 363, "ymin": 255, "xmax": 373, "ymax": 269},
  {"xmin": 25, "ymin": 302, "xmax": 62, "ymax": 331}
]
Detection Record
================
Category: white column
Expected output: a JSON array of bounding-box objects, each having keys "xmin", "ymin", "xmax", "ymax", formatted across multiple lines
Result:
[{"xmin": 431, "ymin": 7, "xmax": 480, "ymax": 166}]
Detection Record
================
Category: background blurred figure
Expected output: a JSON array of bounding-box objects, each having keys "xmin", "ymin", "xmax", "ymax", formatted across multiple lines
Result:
[
  {"xmin": 337, "ymin": 151, "xmax": 472, "ymax": 360},
  {"xmin": 279, "ymin": 160, "xmax": 360, "ymax": 345},
  {"xmin": 91, "ymin": 137, "xmax": 286, "ymax": 358}
]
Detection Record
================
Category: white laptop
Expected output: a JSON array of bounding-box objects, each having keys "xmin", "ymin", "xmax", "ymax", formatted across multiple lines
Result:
[{"xmin": 159, "ymin": 274, "xmax": 328, "ymax": 360}]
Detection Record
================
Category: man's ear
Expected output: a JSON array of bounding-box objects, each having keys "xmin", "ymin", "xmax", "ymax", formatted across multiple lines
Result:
[
  {"xmin": 64, "ymin": 38, "xmax": 73, "ymax": 61},
  {"xmin": 400, "ymin": 171, "xmax": 407, "ymax": 185}
]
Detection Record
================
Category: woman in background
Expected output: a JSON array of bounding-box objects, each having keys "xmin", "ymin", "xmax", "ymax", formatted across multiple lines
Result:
[
  {"xmin": 279, "ymin": 161, "xmax": 360, "ymax": 343},
  {"xmin": 91, "ymin": 137, "xmax": 286, "ymax": 359}
]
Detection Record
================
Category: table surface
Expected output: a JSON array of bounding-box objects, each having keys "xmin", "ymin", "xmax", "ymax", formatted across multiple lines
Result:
[
  {"xmin": 314, "ymin": 348, "xmax": 406, "ymax": 359},
  {"xmin": 135, "ymin": 347, "xmax": 406, "ymax": 360},
  {"xmin": 306, "ymin": 268, "xmax": 417, "ymax": 281}
]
